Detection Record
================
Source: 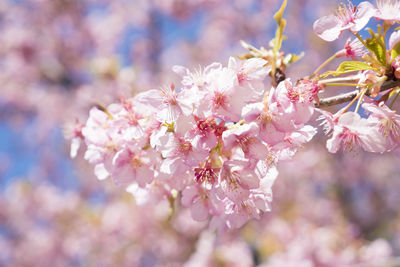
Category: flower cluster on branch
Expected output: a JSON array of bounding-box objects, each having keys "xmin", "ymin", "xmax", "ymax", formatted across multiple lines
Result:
[{"xmin": 69, "ymin": 0, "xmax": 400, "ymax": 229}]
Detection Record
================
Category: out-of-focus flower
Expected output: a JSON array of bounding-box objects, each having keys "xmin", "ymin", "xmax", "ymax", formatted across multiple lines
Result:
[{"xmin": 64, "ymin": 119, "xmax": 84, "ymax": 158}]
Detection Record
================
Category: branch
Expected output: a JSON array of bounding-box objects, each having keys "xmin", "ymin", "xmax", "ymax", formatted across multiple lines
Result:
[{"xmin": 315, "ymin": 78, "xmax": 400, "ymax": 108}]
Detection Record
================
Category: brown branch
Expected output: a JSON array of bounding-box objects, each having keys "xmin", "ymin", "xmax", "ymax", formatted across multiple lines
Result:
[{"xmin": 315, "ymin": 79, "xmax": 400, "ymax": 108}]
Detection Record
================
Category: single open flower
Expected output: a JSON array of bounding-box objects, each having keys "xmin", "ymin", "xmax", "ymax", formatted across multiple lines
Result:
[
  {"xmin": 313, "ymin": 1, "xmax": 375, "ymax": 41},
  {"xmin": 336, "ymin": 38, "xmax": 366, "ymax": 59},
  {"xmin": 374, "ymin": 0, "xmax": 400, "ymax": 23},
  {"xmin": 326, "ymin": 112, "xmax": 387, "ymax": 153},
  {"xmin": 363, "ymin": 102, "xmax": 400, "ymax": 150}
]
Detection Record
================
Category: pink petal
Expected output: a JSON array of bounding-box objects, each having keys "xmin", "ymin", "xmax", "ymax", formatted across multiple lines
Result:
[
  {"xmin": 191, "ymin": 198, "xmax": 209, "ymax": 221},
  {"xmin": 259, "ymin": 123, "xmax": 285, "ymax": 145},
  {"xmin": 136, "ymin": 165, "xmax": 154, "ymax": 187},
  {"xmin": 326, "ymin": 128, "xmax": 344, "ymax": 153},
  {"xmin": 247, "ymin": 140, "xmax": 270, "ymax": 160},
  {"xmin": 351, "ymin": 1, "xmax": 375, "ymax": 32},
  {"xmin": 389, "ymin": 30, "xmax": 400, "ymax": 50},
  {"xmin": 181, "ymin": 186, "xmax": 199, "ymax": 207},
  {"xmin": 70, "ymin": 138, "xmax": 81, "ymax": 158},
  {"xmin": 241, "ymin": 102, "xmax": 263, "ymax": 122},
  {"xmin": 160, "ymin": 157, "xmax": 180, "ymax": 174},
  {"xmin": 313, "ymin": 15, "xmax": 342, "ymax": 41},
  {"xmin": 94, "ymin": 163, "xmax": 109, "ymax": 180}
]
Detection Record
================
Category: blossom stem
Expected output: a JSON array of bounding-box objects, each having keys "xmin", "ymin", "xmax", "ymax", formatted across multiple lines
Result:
[
  {"xmin": 324, "ymin": 83, "xmax": 360, "ymax": 87},
  {"xmin": 167, "ymin": 191, "xmax": 177, "ymax": 222},
  {"xmin": 354, "ymin": 33, "xmax": 370, "ymax": 52},
  {"xmin": 355, "ymin": 88, "xmax": 368, "ymax": 113},
  {"xmin": 318, "ymin": 76, "xmax": 359, "ymax": 85},
  {"xmin": 341, "ymin": 88, "xmax": 364, "ymax": 113},
  {"xmin": 316, "ymin": 79, "xmax": 400, "ymax": 107},
  {"xmin": 311, "ymin": 54, "xmax": 338, "ymax": 78},
  {"xmin": 94, "ymin": 104, "xmax": 114, "ymax": 119}
]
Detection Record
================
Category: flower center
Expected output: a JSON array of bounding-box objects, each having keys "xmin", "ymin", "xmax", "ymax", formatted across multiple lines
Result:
[
  {"xmin": 179, "ymin": 140, "xmax": 192, "ymax": 155},
  {"xmin": 213, "ymin": 92, "xmax": 228, "ymax": 109},
  {"xmin": 336, "ymin": 2, "xmax": 356, "ymax": 25}
]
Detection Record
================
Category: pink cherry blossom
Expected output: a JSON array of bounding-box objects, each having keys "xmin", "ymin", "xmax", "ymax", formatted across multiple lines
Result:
[
  {"xmin": 181, "ymin": 184, "xmax": 222, "ymax": 221},
  {"xmin": 173, "ymin": 62, "xmax": 222, "ymax": 90},
  {"xmin": 218, "ymin": 162, "xmax": 277, "ymax": 229},
  {"xmin": 134, "ymin": 84, "xmax": 192, "ymax": 123},
  {"xmin": 64, "ymin": 119, "xmax": 84, "ymax": 158},
  {"xmin": 374, "ymin": 0, "xmax": 400, "ymax": 23},
  {"xmin": 313, "ymin": 1, "xmax": 375, "ymax": 41},
  {"xmin": 222, "ymin": 122, "xmax": 270, "ymax": 160},
  {"xmin": 194, "ymin": 161, "xmax": 220, "ymax": 184},
  {"xmin": 389, "ymin": 30, "xmax": 400, "ymax": 50},
  {"xmin": 336, "ymin": 38, "xmax": 366, "ymax": 59},
  {"xmin": 316, "ymin": 108, "xmax": 342, "ymax": 134},
  {"xmin": 217, "ymin": 159, "xmax": 260, "ymax": 202},
  {"xmin": 227, "ymin": 57, "xmax": 270, "ymax": 99},
  {"xmin": 242, "ymin": 102, "xmax": 286, "ymax": 146},
  {"xmin": 152, "ymin": 124, "xmax": 209, "ymax": 184},
  {"xmin": 180, "ymin": 116, "xmax": 220, "ymax": 151},
  {"xmin": 326, "ymin": 112, "xmax": 387, "ymax": 153},
  {"xmin": 268, "ymin": 79, "xmax": 319, "ymax": 130},
  {"xmin": 82, "ymin": 107, "xmax": 123, "ymax": 180},
  {"xmin": 363, "ymin": 102, "xmax": 400, "ymax": 150},
  {"xmin": 111, "ymin": 145, "xmax": 156, "ymax": 186},
  {"xmin": 195, "ymin": 63, "xmax": 248, "ymax": 121},
  {"xmin": 76, "ymin": 55, "xmax": 321, "ymax": 229},
  {"xmin": 274, "ymin": 125, "xmax": 318, "ymax": 160}
]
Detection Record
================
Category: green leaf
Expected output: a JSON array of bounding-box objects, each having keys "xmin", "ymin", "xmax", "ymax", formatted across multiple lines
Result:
[
  {"xmin": 272, "ymin": 0, "xmax": 287, "ymax": 55},
  {"xmin": 391, "ymin": 41, "xmax": 400, "ymax": 61},
  {"xmin": 273, "ymin": 0, "xmax": 287, "ymax": 23},
  {"xmin": 363, "ymin": 27, "xmax": 387, "ymax": 66},
  {"xmin": 336, "ymin": 61, "xmax": 374, "ymax": 72},
  {"xmin": 320, "ymin": 61, "xmax": 375, "ymax": 78},
  {"xmin": 365, "ymin": 38, "xmax": 386, "ymax": 66}
]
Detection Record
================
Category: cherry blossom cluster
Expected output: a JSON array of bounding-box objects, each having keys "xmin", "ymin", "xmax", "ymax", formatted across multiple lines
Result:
[
  {"xmin": 70, "ymin": 0, "xmax": 400, "ymax": 230},
  {"xmin": 78, "ymin": 57, "xmax": 320, "ymax": 229},
  {"xmin": 312, "ymin": 0, "xmax": 400, "ymax": 155},
  {"xmin": 313, "ymin": 0, "xmax": 400, "ymax": 84}
]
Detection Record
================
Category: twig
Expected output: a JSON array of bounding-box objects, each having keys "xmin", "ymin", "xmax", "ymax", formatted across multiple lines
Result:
[{"xmin": 315, "ymin": 79, "xmax": 400, "ymax": 107}]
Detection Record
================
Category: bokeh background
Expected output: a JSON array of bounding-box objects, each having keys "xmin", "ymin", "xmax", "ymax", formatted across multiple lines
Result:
[{"xmin": 1, "ymin": 0, "xmax": 400, "ymax": 266}]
